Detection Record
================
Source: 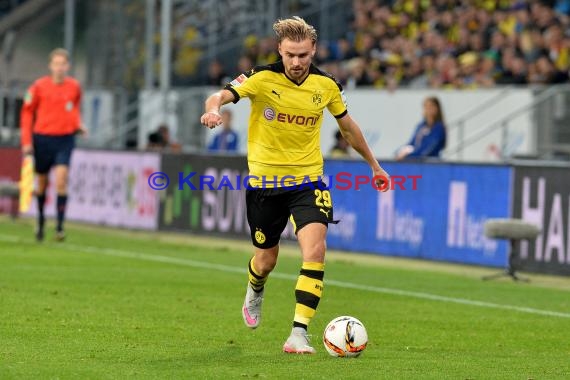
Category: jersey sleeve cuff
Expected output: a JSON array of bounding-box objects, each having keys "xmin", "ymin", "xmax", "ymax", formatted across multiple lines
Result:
[
  {"xmin": 224, "ymin": 86, "xmax": 240, "ymax": 104},
  {"xmin": 334, "ymin": 109, "xmax": 348, "ymax": 119}
]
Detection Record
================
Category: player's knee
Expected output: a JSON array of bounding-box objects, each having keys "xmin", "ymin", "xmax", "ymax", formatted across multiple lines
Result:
[
  {"xmin": 254, "ymin": 247, "xmax": 278, "ymax": 275},
  {"xmin": 37, "ymin": 183, "xmax": 48, "ymax": 194},
  {"xmin": 36, "ymin": 175, "xmax": 48, "ymax": 194},
  {"xmin": 303, "ymin": 240, "xmax": 326, "ymax": 262},
  {"xmin": 254, "ymin": 258, "xmax": 276, "ymax": 276},
  {"xmin": 257, "ymin": 260, "xmax": 276, "ymax": 276},
  {"xmin": 55, "ymin": 181, "xmax": 67, "ymax": 195}
]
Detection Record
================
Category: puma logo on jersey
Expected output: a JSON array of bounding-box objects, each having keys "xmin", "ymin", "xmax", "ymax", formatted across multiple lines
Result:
[
  {"xmin": 271, "ymin": 89, "xmax": 281, "ymax": 98},
  {"xmin": 319, "ymin": 208, "xmax": 330, "ymax": 218}
]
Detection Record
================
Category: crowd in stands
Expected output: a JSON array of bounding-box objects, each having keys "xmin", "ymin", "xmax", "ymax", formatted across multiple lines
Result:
[{"xmin": 208, "ymin": 0, "xmax": 570, "ymax": 89}]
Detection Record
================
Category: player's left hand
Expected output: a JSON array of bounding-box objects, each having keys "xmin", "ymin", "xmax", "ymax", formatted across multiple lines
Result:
[
  {"xmin": 77, "ymin": 125, "xmax": 89, "ymax": 137},
  {"xmin": 200, "ymin": 111, "xmax": 222, "ymax": 129},
  {"xmin": 372, "ymin": 166, "xmax": 390, "ymax": 192}
]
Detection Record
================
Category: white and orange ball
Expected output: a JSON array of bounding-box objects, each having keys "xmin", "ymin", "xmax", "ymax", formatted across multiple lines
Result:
[{"xmin": 323, "ymin": 316, "xmax": 368, "ymax": 357}]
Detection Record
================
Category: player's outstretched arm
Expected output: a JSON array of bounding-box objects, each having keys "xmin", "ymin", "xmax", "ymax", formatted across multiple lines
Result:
[
  {"xmin": 200, "ymin": 89, "xmax": 235, "ymax": 129},
  {"xmin": 337, "ymin": 114, "xmax": 390, "ymax": 191}
]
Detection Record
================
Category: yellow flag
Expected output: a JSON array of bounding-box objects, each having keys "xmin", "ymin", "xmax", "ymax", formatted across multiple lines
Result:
[{"xmin": 19, "ymin": 155, "xmax": 35, "ymax": 213}]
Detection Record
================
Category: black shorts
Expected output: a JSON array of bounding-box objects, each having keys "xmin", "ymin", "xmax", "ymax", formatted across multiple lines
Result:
[
  {"xmin": 246, "ymin": 181, "xmax": 338, "ymax": 249},
  {"xmin": 33, "ymin": 134, "xmax": 75, "ymax": 174}
]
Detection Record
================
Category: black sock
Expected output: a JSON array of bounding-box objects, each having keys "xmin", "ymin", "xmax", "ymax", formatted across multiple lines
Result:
[
  {"xmin": 37, "ymin": 193, "xmax": 46, "ymax": 230},
  {"xmin": 293, "ymin": 322, "xmax": 308, "ymax": 330},
  {"xmin": 56, "ymin": 195, "xmax": 68, "ymax": 232}
]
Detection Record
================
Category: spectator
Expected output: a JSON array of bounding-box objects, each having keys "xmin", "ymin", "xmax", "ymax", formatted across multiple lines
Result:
[
  {"xmin": 346, "ymin": 58, "xmax": 374, "ymax": 88},
  {"xmin": 396, "ymin": 96, "xmax": 447, "ymax": 160},
  {"xmin": 315, "ymin": 42, "xmax": 333, "ymax": 65},
  {"xmin": 243, "ymin": 35, "xmax": 260, "ymax": 63},
  {"xmin": 227, "ymin": 0, "xmax": 570, "ymax": 90},
  {"xmin": 237, "ymin": 55, "xmax": 254, "ymax": 74},
  {"xmin": 408, "ymin": 52, "xmax": 437, "ymax": 87},
  {"xmin": 329, "ymin": 130, "xmax": 351, "ymax": 158},
  {"xmin": 528, "ymin": 55, "xmax": 569, "ymax": 84},
  {"xmin": 147, "ymin": 124, "xmax": 181, "ymax": 152},
  {"xmin": 335, "ymin": 38, "xmax": 359, "ymax": 61},
  {"xmin": 497, "ymin": 55, "xmax": 527, "ymax": 84},
  {"xmin": 476, "ymin": 53, "xmax": 498, "ymax": 87},
  {"xmin": 208, "ymin": 109, "xmax": 239, "ymax": 153},
  {"xmin": 160, "ymin": 124, "xmax": 183, "ymax": 152},
  {"xmin": 458, "ymin": 52, "xmax": 479, "ymax": 88},
  {"xmin": 257, "ymin": 37, "xmax": 278, "ymax": 65},
  {"xmin": 146, "ymin": 131, "xmax": 164, "ymax": 152},
  {"xmin": 400, "ymin": 58, "xmax": 424, "ymax": 87},
  {"xmin": 206, "ymin": 60, "xmax": 229, "ymax": 86},
  {"xmin": 544, "ymin": 24, "xmax": 570, "ymax": 71}
]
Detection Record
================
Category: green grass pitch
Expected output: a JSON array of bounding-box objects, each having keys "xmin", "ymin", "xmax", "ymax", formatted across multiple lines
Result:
[{"xmin": 1, "ymin": 217, "xmax": 569, "ymax": 379}]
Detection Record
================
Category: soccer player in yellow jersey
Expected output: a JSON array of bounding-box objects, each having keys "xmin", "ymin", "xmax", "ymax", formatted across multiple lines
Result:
[{"xmin": 200, "ymin": 16, "xmax": 389, "ymax": 354}]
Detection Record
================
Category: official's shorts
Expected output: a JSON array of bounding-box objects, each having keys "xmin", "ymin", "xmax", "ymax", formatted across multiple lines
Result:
[
  {"xmin": 246, "ymin": 181, "xmax": 338, "ymax": 249},
  {"xmin": 33, "ymin": 133, "xmax": 76, "ymax": 174}
]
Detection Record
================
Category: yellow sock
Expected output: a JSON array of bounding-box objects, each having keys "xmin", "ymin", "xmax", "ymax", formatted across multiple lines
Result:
[
  {"xmin": 248, "ymin": 257, "xmax": 267, "ymax": 292},
  {"xmin": 293, "ymin": 262, "xmax": 324, "ymax": 329}
]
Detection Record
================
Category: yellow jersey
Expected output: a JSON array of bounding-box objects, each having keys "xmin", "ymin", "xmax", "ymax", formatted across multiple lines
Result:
[{"xmin": 225, "ymin": 61, "xmax": 347, "ymax": 188}]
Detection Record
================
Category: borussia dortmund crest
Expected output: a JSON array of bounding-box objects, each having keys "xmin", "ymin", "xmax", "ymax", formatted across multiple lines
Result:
[{"xmin": 312, "ymin": 92, "xmax": 322, "ymax": 106}]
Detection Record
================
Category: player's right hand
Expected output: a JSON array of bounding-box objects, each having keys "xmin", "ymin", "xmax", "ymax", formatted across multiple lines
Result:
[
  {"xmin": 200, "ymin": 111, "xmax": 222, "ymax": 129},
  {"xmin": 373, "ymin": 165, "xmax": 390, "ymax": 192},
  {"xmin": 22, "ymin": 145, "xmax": 33, "ymax": 156}
]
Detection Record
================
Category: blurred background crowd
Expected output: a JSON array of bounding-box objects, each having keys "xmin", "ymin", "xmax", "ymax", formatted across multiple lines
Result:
[
  {"xmin": 2, "ymin": 0, "xmax": 570, "ymax": 157},
  {"xmin": 206, "ymin": 0, "xmax": 570, "ymax": 90}
]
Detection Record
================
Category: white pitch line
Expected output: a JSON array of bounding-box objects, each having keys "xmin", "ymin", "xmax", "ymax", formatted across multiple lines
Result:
[{"xmin": 2, "ymin": 234, "xmax": 570, "ymax": 319}]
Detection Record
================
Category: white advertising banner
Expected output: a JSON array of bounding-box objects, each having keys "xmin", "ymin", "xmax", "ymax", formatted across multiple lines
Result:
[
  {"xmin": 226, "ymin": 88, "xmax": 535, "ymax": 162},
  {"xmin": 82, "ymin": 90, "xmax": 114, "ymax": 146},
  {"xmin": 26, "ymin": 150, "xmax": 160, "ymax": 230}
]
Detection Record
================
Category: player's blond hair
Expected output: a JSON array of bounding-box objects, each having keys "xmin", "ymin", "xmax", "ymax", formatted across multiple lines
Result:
[
  {"xmin": 273, "ymin": 16, "xmax": 317, "ymax": 44},
  {"xmin": 49, "ymin": 48, "xmax": 69, "ymax": 62}
]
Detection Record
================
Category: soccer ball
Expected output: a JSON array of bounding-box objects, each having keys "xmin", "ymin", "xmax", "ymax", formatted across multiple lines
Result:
[{"xmin": 323, "ymin": 316, "xmax": 368, "ymax": 357}]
